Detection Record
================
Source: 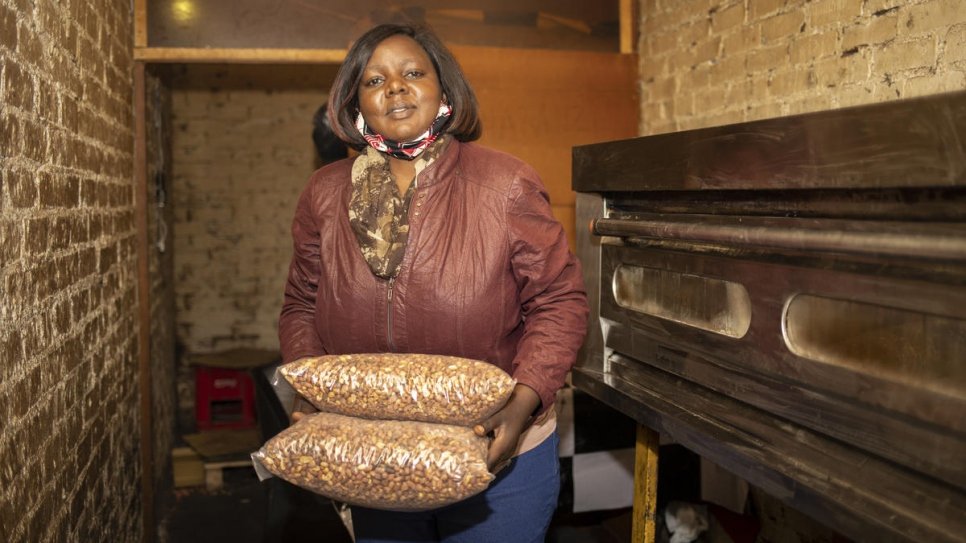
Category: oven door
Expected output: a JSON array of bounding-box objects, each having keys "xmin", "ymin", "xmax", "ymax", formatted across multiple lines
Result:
[{"xmin": 575, "ymin": 192, "xmax": 966, "ymax": 542}]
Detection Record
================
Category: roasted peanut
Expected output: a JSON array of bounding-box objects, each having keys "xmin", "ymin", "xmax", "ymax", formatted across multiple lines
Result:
[
  {"xmin": 280, "ymin": 353, "xmax": 515, "ymax": 425},
  {"xmin": 253, "ymin": 412, "xmax": 493, "ymax": 510}
]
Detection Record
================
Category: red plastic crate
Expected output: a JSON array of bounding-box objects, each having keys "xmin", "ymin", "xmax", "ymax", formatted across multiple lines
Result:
[{"xmin": 195, "ymin": 366, "xmax": 256, "ymax": 430}]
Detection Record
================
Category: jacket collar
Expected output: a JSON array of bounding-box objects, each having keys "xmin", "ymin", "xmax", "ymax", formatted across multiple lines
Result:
[{"xmin": 409, "ymin": 137, "xmax": 462, "ymax": 190}]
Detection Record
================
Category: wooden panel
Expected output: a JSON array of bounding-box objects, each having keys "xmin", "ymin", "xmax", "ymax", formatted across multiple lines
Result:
[
  {"xmin": 134, "ymin": 47, "xmax": 347, "ymax": 64},
  {"xmin": 144, "ymin": 0, "xmax": 620, "ymax": 51},
  {"xmin": 135, "ymin": 0, "xmax": 148, "ymax": 47},
  {"xmin": 452, "ymin": 45, "xmax": 639, "ymax": 247},
  {"xmin": 573, "ymin": 363, "xmax": 966, "ymax": 543},
  {"xmin": 574, "ymin": 90, "xmax": 966, "ymax": 192},
  {"xmin": 619, "ymin": 0, "xmax": 637, "ymax": 54}
]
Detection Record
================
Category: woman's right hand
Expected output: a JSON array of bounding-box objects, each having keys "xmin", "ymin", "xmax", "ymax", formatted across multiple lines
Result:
[
  {"xmin": 473, "ymin": 384, "xmax": 541, "ymax": 472},
  {"xmin": 289, "ymin": 395, "xmax": 318, "ymax": 424}
]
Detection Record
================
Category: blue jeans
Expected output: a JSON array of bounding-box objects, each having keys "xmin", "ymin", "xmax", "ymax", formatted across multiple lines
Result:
[{"xmin": 352, "ymin": 432, "xmax": 560, "ymax": 543}]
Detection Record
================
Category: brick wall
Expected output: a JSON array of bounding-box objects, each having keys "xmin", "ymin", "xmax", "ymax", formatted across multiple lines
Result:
[
  {"xmin": 0, "ymin": 0, "xmax": 152, "ymax": 541},
  {"xmin": 639, "ymin": 0, "xmax": 966, "ymax": 135},
  {"xmin": 169, "ymin": 64, "xmax": 339, "ymax": 355}
]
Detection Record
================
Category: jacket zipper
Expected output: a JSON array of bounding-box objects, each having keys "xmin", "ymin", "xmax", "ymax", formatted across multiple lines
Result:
[
  {"xmin": 386, "ymin": 177, "xmax": 420, "ymax": 352},
  {"xmin": 386, "ymin": 276, "xmax": 395, "ymax": 352}
]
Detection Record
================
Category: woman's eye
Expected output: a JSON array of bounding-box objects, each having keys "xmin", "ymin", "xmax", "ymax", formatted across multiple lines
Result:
[
  {"xmin": 405, "ymin": 70, "xmax": 423, "ymax": 79},
  {"xmin": 364, "ymin": 77, "xmax": 383, "ymax": 87}
]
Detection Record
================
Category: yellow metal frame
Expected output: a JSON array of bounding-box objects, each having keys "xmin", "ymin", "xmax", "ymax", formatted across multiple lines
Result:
[{"xmin": 633, "ymin": 424, "xmax": 660, "ymax": 543}]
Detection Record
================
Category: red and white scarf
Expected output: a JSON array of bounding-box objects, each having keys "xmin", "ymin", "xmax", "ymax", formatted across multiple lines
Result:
[{"xmin": 356, "ymin": 103, "xmax": 452, "ymax": 160}]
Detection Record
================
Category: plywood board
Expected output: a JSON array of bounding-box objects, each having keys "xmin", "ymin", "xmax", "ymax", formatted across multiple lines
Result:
[{"xmin": 452, "ymin": 45, "xmax": 639, "ymax": 248}]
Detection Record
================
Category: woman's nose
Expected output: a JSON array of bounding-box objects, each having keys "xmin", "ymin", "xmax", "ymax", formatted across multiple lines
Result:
[{"xmin": 387, "ymin": 77, "xmax": 407, "ymax": 95}]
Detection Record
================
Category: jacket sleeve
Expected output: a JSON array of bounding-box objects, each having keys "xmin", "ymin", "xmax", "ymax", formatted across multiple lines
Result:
[
  {"xmin": 278, "ymin": 177, "xmax": 326, "ymax": 363},
  {"xmin": 506, "ymin": 165, "xmax": 589, "ymax": 415}
]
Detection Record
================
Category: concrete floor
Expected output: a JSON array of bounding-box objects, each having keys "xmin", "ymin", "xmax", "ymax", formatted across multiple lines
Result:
[
  {"xmin": 158, "ymin": 465, "xmax": 630, "ymax": 543},
  {"xmin": 158, "ymin": 467, "xmax": 352, "ymax": 543}
]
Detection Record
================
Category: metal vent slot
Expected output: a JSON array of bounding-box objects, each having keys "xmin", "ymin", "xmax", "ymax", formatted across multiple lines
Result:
[
  {"xmin": 783, "ymin": 294, "xmax": 966, "ymax": 398},
  {"xmin": 612, "ymin": 264, "xmax": 751, "ymax": 338}
]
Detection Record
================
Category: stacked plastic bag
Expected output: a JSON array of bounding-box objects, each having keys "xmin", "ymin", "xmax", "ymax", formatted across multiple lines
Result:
[{"xmin": 252, "ymin": 353, "xmax": 515, "ymax": 511}]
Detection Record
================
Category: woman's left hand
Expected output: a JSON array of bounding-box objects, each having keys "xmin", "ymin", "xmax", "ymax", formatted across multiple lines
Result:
[{"xmin": 474, "ymin": 384, "xmax": 541, "ymax": 473}]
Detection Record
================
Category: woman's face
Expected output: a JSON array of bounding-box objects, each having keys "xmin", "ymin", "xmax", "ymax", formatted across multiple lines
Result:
[{"xmin": 357, "ymin": 35, "xmax": 443, "ymax": 143}]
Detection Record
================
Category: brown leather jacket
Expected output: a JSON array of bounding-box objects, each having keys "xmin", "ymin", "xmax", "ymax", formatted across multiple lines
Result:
[{"xmin": 279, "ymin": 140, "xmax": 588, "ymax": 414}]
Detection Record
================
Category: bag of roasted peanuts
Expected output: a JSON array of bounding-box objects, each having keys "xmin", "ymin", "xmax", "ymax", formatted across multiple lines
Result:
[
  {"xmin": 278, "ymin": 353, "xmax": 516, "ymax": 425},
  {"xmin": 251, "ymin": 411, "xmax": 494, "ymax": 511}
]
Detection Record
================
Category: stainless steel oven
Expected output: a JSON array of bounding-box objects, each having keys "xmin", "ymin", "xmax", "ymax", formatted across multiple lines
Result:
[{"xmin": 572, "ymin": 91, "xmax": 966, "ymax": 542}]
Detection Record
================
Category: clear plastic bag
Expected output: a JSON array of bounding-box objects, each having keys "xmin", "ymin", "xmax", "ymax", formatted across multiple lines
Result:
[
  {"xmin": 252, "ymin": 412, "xmax": 493, "ymax": 511},
  {"xmin": 279, "ymin": 353, "xmax": 515, "ymax": 425}
]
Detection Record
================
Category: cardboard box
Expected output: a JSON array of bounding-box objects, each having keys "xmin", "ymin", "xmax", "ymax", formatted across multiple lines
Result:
[{"xmin": 172, "ymin": 447, "xmax": 205, "ymax": 488}]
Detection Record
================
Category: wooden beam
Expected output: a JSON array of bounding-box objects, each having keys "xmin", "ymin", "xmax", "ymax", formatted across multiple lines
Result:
[
  {"xmin": 134, "ymin": 0, "xmax": 147, "ymax": 47},
  {"xmin": 619, "ymin": 0, "xmax": 637, "ymax": 54},
  {"xmin": 133, "ymin": 61, "xmax": 155, "ymax": 543},
  {"xmin": 134, "ymin": 47, "xmax": 347, "ymax": 64},
  {"xmin": 632, "ymin": 424, "xmax": 659, "ymax": 543}
]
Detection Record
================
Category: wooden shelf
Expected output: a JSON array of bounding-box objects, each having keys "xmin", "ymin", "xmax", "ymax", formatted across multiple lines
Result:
[{"xmin": 134, "ymin": 47, "xmax": 347, "ymax": 64}]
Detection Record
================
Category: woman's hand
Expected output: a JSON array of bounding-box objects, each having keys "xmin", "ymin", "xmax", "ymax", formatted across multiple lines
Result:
[
  {"xmin": 474, "ymin": 384, "xmax": 541, "ymax": 473},
  {"xmin": 290, "ymin": 395, "xmax": 319, "ymax": 424}
]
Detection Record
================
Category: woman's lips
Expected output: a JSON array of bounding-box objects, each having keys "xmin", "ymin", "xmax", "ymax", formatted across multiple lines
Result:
[{"xmin": 387, "ymin": 104, "xmax": 414, "ymax": 118}]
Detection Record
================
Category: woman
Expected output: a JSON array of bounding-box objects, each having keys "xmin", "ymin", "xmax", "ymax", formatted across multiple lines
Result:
[{"xmin": 279, "ymin": 23, "xmax": 588, "ymax": 543}]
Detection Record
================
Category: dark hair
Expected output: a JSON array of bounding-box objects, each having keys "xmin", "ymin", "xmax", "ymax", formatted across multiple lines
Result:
[
  {"xmin": 327, "ymin": 23, "xmax": 482, "ymax": 150},
  {"xmin": 312, "ymin": 104, "xmax": 349, "ymax": 163}
]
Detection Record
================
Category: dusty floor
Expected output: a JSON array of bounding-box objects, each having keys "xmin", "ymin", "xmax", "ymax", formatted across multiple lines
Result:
[{"xmin": 158, "ymin": 465, "xmax": 631, "ymax": 543}]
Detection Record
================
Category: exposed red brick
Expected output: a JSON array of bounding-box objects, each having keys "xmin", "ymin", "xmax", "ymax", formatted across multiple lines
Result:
[
  {"xmin": 0, "ymin": 219, "xmax": 21, "ymax": 266},
  {"xmin": 2, "ymin": 56, "xmax": 35, "ymax": 111},
  {"xmin": 16, "ymin": 20, "xmax": 44, "ymax": 63},
  {"xmin": 639, "ymin": 0, "xmax": 965, "ymax": 134},
  {"xmin": 24, "ymin": 216, "xmax": 50, "ymax": 255},
  {"xmin": 20, "ymin": 116, "xmax": 47, "ymax": 162},
  {"xmin": 38, "ymin": 171, "xmax": 81, "ymax": 208},
  {"xmin": 97, "ymin": 244, "xmax": 117, "ymax": 274},
  {"xmin": 0, "ymin": 329, "xmax": 22, "ymax": 375},
  {"xmin": 0, "ymin": 4, "xmax": 16, "ymax": 47},
  {"xmin": 1, "ymin": 1, "xmax": 166, "ymax": 537},
  {"xmin": 6, "ymin": 167, "xmax": 38, "ymax": 208}
]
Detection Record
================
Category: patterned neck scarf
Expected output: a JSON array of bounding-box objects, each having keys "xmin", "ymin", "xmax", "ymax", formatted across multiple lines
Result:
[
  {"xmin": 348, "ymin": 136, "xmax": 449, "ymax": 278},
  {"xmin": 356, "ymin": 103, "xmax": 452, "ymax": 160}
]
